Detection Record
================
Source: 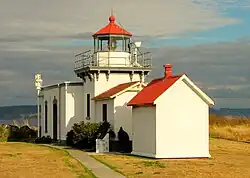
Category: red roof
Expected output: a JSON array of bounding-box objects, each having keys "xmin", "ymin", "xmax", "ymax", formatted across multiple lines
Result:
[
  {"xmin": 93, "ymin": 15, "xmax": 132, "ymax": 37},
  {"xmin": 127, "ymin": 75, "xmax": 183, "ymax": 106},
  {"xmin": 92, "ymin": 81, "xmax": 139, "ymax": 100}
]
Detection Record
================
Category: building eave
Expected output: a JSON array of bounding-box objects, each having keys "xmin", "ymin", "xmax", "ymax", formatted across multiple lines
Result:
[
  {"xmin": 128, "ymin": 103, "xmax": 156, "ymax": 107},
  {"xmin": 181, "ymin": 74, "xmax": 215, "ymax": 106},
  {"xmin": 41, "ymin": 81, "xmax": 83, "ymax": 91}
]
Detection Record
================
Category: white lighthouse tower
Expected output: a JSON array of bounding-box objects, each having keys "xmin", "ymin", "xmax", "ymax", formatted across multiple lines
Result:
[{"xmin": 74, "ymin": 15, "xmax": 152, "ymax": 122}]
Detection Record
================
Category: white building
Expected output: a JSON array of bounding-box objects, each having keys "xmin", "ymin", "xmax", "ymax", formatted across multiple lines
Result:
[
  {"xmin": 127, "ymin": 64, "xmax": 215, "ymax": 158},
  {"xmin": 39, "ymin": 15, "xmax": 152, "ymax": 141},
  {"xmin": 39, "ymin": 82, "xmax": 84, "ymax": 140},
  {"xmin": 39, "ymin": 15, "xmax": 215, "ymax": 159}
]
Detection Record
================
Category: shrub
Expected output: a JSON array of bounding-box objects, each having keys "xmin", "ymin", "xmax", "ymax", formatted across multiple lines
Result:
[
  {"xmin": 96, "ymin": 122, "xmax": 112, "ymax": 139},
  {"xmin": 0, "ymin": 125, "xmax": 8, "ymax": 142},
  {"xmin": 66, "ymin": 121, "xmax": 115, "ymax": 149},
  {"xmin": 7, "ymin": 124, "xmax": 37, "ymax": 141},
  {"xmin": 8, "ymin": 125, "xmax": 19, "ymax": 139},
  {"xmin": 35, "ymin": 136, "xmax": 52, "ymax": 144}
]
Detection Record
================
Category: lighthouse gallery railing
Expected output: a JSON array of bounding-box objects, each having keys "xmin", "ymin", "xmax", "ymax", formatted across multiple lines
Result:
[{"xmin": 74, "ymin": 50, "xmax": 152, "ymax": 70}]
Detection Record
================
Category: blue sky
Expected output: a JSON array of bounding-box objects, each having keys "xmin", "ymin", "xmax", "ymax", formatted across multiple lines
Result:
[
  {"xmin": 143, "ymin": 8, "xmax": 250, "ymax": 47},
  {"xmin": 57, "ymin": 6, "xmax": 250, "ymax": 48}
]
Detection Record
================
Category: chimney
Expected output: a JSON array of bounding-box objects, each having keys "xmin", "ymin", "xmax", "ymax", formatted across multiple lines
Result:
[{"xmin": 163, "ymin": 64, "xmax": 172, "ymax": 78}]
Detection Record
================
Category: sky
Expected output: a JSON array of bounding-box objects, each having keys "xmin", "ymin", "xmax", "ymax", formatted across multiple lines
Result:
[{"xmin": 0, "ymin": 0, "xmax": 250, "ymax": 108}]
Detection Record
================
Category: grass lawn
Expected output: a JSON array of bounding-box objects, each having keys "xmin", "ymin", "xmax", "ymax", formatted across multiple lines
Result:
[
  {"xmin": 92, "ymin": 138, "xmax": 250, "ymax": 178},
  {"xmin": 0, "ymin": 142, "xmax": 95, "ymax": 178}
]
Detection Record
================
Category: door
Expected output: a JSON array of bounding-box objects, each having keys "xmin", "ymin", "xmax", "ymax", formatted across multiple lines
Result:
[
  {"xmin": 102, "ymin": 104, "xmax": 107, "ymax": 122},
  {"xmin": 53, "ymin": 99, "xmax": 58, "ymax": 140}
]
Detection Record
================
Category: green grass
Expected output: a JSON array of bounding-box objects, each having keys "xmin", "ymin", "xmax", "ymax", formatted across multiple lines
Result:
[{"xmin": 0, "ymin": 142, "xmax": 96, "ymax": 178}]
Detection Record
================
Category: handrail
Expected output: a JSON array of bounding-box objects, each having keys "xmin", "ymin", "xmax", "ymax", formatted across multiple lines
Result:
[
  {"xmin": 75, "ymin": 50, "xmax": 91, "ymax": 57},
  {"xmin": 74, "ymin": 50, "xmax": 152, "ymax": 70}
]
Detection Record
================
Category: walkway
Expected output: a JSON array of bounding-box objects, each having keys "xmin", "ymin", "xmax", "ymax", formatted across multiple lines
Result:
[{"xmin": 42, "ymin": 144, "xmax": 126, "ymax": 178}]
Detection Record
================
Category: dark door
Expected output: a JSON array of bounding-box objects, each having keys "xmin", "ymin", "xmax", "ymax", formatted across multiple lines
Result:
[
  {"xmin": 53, "ymin": 100, "xmax": 58, "ymax": 141},
  {"xmin": 102, "ymin": 104, "xmax": 107, "ymax": 122}
]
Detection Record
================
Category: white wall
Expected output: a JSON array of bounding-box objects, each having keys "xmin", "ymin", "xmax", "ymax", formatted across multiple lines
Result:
[
  {"xmin": 40, "ymin": 87, "xmax": 63, "ymax": 140},
  {"xmin": 39, "ymin": 95, "xmax": 44, "ymax": 137},
  {"xmin": 93, "ymin": 51, "xmax": 131, "ymax": 67},
  {"xmin": 155, "ymin": 79, "xmax": 210, "ymax": 158},
  {"xmin": 114, "ymin": 91, "xmax": 138, "ymax": 140},
  {"xmin": 95, "ymin": 73, "xmax": 141, "ymax": 96},
  {"xmin": 84, "ymin": 72, "xmax": 142, "ymax": 123},
  {"xmin": 95, "ymin": 99, "xmax": 114, "ymax": 124},
  {"xmin": 132, "ymin": 106, "xmax": 156, "ymax": 157},
  {"xmin": 83, "ymin": 78, "xmax": 95, "ymax": 122},
  {"xmin": 63, "ymin": 85, "xmax": 84, "ymax": 140},
  {"xmin": 40, "ymin": 84, "xmax": 84, "ymax": 141}
]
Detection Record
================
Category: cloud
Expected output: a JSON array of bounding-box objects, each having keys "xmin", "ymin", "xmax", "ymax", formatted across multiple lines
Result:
[
  {"xmin": 0, "ymin": 39, "xmax": 249, "ymax": 107},
  {"xmin": 0, "ymin": 0, "xmax": 248, "ymax": 108},
  {"xmin": 0, "ymin": 0, "xmax": 239, "ymax": 40},
  {"xmin": 147, "ymin": 40, "xmax": 250, "ymax": 106}
]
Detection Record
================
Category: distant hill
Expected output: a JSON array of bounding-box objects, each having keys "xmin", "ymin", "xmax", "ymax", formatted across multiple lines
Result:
[
  {"xmin": 0, "ymin": 105, "xmax": 249, "ymax": 126},
  {"xmin": 0, "ymin": 105, "xmax": 37, "ymax": 126},
  {"xmin": 210, "ymin": 108, "xmax": 250, "ymax": 117}
]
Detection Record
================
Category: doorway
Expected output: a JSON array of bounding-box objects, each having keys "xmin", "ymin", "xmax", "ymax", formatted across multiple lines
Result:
[{"xmin": 102, "ymin": 104, "xmax": 107, "ymax": 122}]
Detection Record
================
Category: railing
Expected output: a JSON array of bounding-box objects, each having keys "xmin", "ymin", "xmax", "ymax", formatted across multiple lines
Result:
[
  {"xmin": 74, "ymin": 50, "xmax": 152, "ymax": 71},
  {"xmin": 74, "ymin": 50, "xmax": 93, "ymax": 70}
]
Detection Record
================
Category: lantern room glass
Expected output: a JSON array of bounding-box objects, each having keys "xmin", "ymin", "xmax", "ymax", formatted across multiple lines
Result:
[{"xmin": 94, "ymin": 36, "xmax": 131, "ymax": 53}]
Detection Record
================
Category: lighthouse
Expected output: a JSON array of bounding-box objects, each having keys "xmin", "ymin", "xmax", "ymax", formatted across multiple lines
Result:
[
  {"xmin": 39, "ymin": 15, "xmax": 152, "ymax": 142},
  {"xmin": 38, "ymin": 14, "xmax": 214, "ymax": 157},
  {"xmin": 74, "ymin": 15, "xmax": 152, "ymax": 122}
]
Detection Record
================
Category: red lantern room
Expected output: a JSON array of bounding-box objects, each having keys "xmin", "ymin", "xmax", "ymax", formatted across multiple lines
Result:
[
  {"xmin": 74, "ymin": 14, "xmax": 152, "ymax": 83},
  {"xmin": 92, "ymin": 15, "xmax": 132, "ymax": 52}
]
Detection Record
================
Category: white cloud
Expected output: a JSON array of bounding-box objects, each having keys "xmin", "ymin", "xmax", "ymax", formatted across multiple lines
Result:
[
  {"xmin": 0, "ymin": 0, "xmax": 248, "ymax": 108},
  {"xmin": 0, "ymin": 0, "xmax": 239, "ymax": 39}
]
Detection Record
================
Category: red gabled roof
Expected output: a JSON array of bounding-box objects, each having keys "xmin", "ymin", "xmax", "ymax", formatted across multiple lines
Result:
[
  {"xmin": 93, "ymin": 15, "xmax": 132, "ymax": 37},
  {"xmin": 92, "ymin": 81, "xmax": 139, "ymax": 100},
  {"xmin": 127, "ymin": 75, "xmax": 183, "ymax": 106}
]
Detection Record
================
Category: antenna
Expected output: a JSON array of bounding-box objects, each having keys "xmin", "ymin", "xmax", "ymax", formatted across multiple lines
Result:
[{"xmin": 111, "ymin": 8, "xmax": 114, "ymax": 16}]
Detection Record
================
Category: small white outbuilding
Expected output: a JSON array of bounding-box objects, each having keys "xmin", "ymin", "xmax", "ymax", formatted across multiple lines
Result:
[
  {"xmin": 127, "ymin": 64, "xmax": 215, "ymax": 159},
  {"xmin": 92, "ymin": 81, "xmax": 145, "ymax": 140}
]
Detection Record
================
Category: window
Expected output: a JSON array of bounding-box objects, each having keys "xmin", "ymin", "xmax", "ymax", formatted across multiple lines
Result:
[
  {"xmin": 45, "ymin": 101, "xmax": 48, "ymax": 133},
  {"xmin": 87, "ymin": 94, "xmax": 90, "ymax": 118},
  {"xmin": 102, "ymin": 104, "xmax": 107, "ymax": 122}
]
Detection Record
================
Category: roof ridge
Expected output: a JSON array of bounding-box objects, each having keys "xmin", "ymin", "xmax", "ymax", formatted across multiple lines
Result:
[{"xmin": 92, "ymin": 81, "xmax": 141, "ymax": 101}]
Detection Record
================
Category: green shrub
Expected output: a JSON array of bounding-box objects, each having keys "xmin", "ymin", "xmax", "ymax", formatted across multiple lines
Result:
[
  {"xmin": 0, "ymin": 125, "xmax": 8, "ymax": 142},
  {"xmin": 7, "ymin": 125, "xmax": 37, "ymax": 140},
  {"xmin": 35, "ymin": 136, "xmax": 52, "ymax": 144},
  {"xmin": 66, "ymin": 121, "xmax": 115, "ymax": 150}
]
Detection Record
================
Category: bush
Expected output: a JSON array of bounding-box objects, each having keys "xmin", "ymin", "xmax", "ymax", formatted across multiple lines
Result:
[
  {"xmin": 66, "ymin": 121, "xmax": 115, "ymax": 150},
  {"xmin": 96, "ymin": 122, "xmax": 112, "ymax": 139},
  {"xmin": 18, "ymin": 125, "xmax": 37, "ymax": 138},
  {"xmin": 35, "ymin": 136, "xmax": 52, "ymax": 144},
  {"xmin": 0, "ymin": 125, "xmax": 8, "ymax": 142},
  {"xmin": 6, "ymin": 124, "xmax": 37, "ymax": 141}
]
